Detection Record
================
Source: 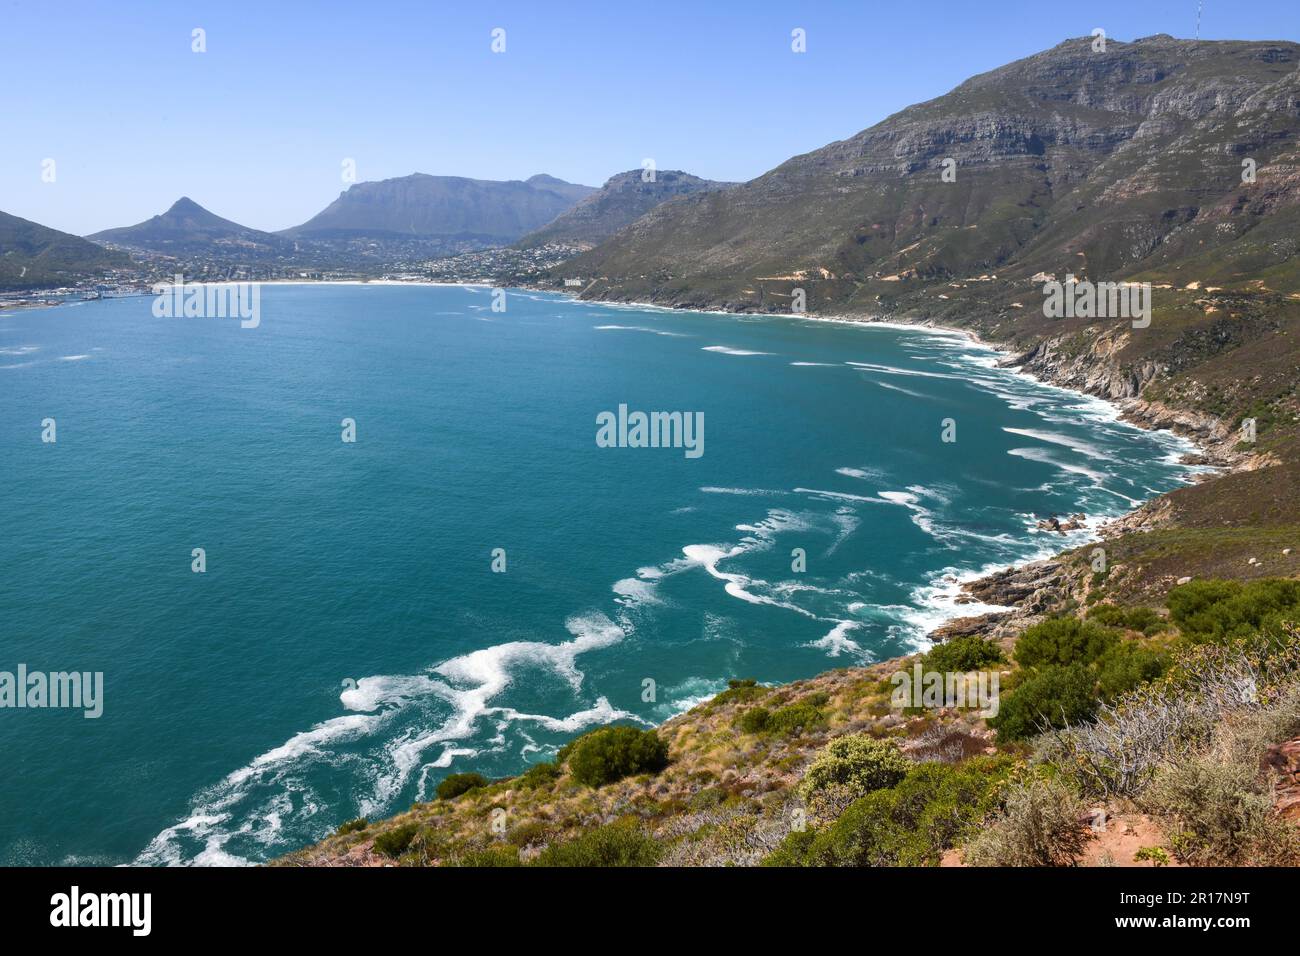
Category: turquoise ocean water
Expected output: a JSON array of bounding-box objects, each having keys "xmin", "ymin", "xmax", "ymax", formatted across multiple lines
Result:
[{"xmin": 0, "ymin": 284, "xmax": 1196, "ymax": 865}]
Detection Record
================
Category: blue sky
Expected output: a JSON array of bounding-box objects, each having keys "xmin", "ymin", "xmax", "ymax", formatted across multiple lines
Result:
[{"xmin": 3, "ymin": 0, "xmax": 1298, "ymax": 235}]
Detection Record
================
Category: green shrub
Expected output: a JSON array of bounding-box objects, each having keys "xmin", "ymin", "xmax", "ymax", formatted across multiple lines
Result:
[
  {"xmin": 448, "ymin": 844, "xmax": 522, "ymax": 867},
  {"xmin": 1095, "ymin": 641, "xmax": 1169, "ymax": 700},
  {"xmin": 563, "ymin": 725, "xmax": 669, "ymax": 788},
  {"xmin": 436, "ymin": 772, "xmax": 489, "ymax": 800},
  {"xmin": 923, "ymin": 634, "xmax": 1005, "ymax": 672},
  {"xmin": 531, "ymin": 820, "xmax": 662, "ymax": 867},
  {"xmin": 738, "ymin": 700, "xmax": 825, "ymax": 736},
  {"xmin": 518, "ymin": 761, "xmax": 561, "ymax": 790},
  {"xmin": 798, "ymin": 735, "xmax": 910, "ymax": 801},
  {"xmin": 506, "ymin": 820, "xmax": 551, "ymax": 848},
  {"xmin": 766, "ymin": 757, "xmax": 1013, "ymax": 866},
  {"xmin": 762, "ymin": 827, "xmax": 820, "ymax": 866},
  {"xmin": 372, "ymin": 822, "xmax": 420, "ymax": 858},
  {"xmin": 1014, "ymin": 617, "xmax": 1118, "ymax": 668},
  {"xmin": 1086, "ymin": 604, "xmax": 1168, "ymax": 636},
  {"xmin": 687, "ymin": 787, "xmax": 728, "ymax": 811},
  {"xmin": 769, "ymin": 701, "xmax": 826, "ymax": 734},
  {"xmin": 335, "ymin": 817, "xmax": 368, "ymax": 836},
  {"xmin": 987, "ymin": 664, "xmax": 1098, "ymax": 741},
  {"xmin": 710, "ymin": 678, "xmax": 765, "ymax": 708},
  {"xmin": 1133, "ymin": 846, "xmax": 1170, "ymax": 866},
  {"xmin": 736, "ymin": 706, "xmax": 772, "ymax": 734},
  {"xmin": 1168, "ymin": 578, "xmax": 1300, "ymax": 644},
  {"xmin": 962, "ymin": 779, "xmax": 1090, "ymax": 866}
]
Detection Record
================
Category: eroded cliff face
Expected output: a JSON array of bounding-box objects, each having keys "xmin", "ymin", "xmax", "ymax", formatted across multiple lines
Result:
[{"xmin": 1006, "ymin": 329, "xmax": 1235, "ymax": 457}]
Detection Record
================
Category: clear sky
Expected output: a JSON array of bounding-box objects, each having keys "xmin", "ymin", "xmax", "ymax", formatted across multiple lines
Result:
[{"xmin": 3, "ymin": 0, "xmax": 1298, "ymax": 235}]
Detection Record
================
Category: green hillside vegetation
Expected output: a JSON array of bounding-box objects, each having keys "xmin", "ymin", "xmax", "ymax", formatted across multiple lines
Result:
[
  {"xmin": 0, "ymin": 210, "xmax": 132, "ymax": 290},
  {"xmin": 279, "ymin": 579, "xmax": 1300, "ymax": 868}
]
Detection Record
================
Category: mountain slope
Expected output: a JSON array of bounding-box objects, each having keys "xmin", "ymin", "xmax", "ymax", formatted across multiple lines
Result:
[
  {"xmin": 282, "ymin": 173, "xmax": 596, "ymax": 244},
  {"xmin": 516, "ymin": 169, "xmax": 735, "ymax": 248},
  {"xmin": 561, "ymin": 35, "xmax": 1300, "ymax": 312},
  {"xmin": 90, "ymin": 197, "xmax": 295, "ymax": 259},
  {"xmin": 0, "ymin": 210, "xmax": 132, "ymax": 290}
]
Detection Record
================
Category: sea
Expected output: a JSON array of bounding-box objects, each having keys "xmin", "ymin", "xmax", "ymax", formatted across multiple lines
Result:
[{"xmin": 0, "ymin": 283, "xmax": 1199, "ymax": 865}]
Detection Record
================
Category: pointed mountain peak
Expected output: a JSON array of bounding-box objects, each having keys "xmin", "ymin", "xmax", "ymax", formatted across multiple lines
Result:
[{"xmin": 166, "ymin": 196, "xmax": 207, "ymax": 214}]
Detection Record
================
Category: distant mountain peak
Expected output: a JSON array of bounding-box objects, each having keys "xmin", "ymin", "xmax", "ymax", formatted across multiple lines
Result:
[
  {"xmin": 166, "ymin": 196, "xmax": 207, "ymax": 214},
  {"xmin": 516, "ymin": 169, "xmax": 735, "ymax": 249},
  {"xmin": 88, "ymin": 198, "xmax": 288, "ymax": 257}
]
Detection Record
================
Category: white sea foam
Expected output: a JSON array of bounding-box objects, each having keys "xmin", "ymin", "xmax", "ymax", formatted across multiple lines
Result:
[
  {"xmin": 845, "ymin": 360, "xmax": 959, "ymax": 380},
  {"xmin": 874, "ymin": 380, "xmax": 927, "ymax": 398},
  {"xmin": 834, "ymin": 466, "xmax": 883, "ymax": 480},
  {"xmin": 613, "ymin": 575, "xmax": 662, "ymax": 607},
  {"xmin": 805, "ymin": 620, "xmax": 867, "ymax": 659},
  {"xmin": 594, "ymin": 324, "xmax": 687, "ymax": 337},
  {"xmin": 702, "ymin": 345, "xmax": 772, "ymax": 356},
  {"xmin": 137, "ymin": 611, "xmax": 631, "ymax": 865},
  {"xmin": 1008, "ymin": 447, "xmax": 1107, "ymax": 482},
  {"xmin": 700, "ymin": 486, "xmax": 788, "ymax": 496},
  {"xmin": 1003, "ymin": 426, "xmax": 1114, "ymax": 462}
]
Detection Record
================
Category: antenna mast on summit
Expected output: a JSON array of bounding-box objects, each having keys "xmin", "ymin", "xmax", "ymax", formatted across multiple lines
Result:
[{"xmin": 1196, "ymin": 1, "xmax": 1204, "ymax": 39}]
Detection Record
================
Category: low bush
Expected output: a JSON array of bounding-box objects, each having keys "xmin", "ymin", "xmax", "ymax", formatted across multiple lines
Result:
[
  {"xmin": 987, "ymin": 664, "xmax": 1098, "ymax": 741},
  {"xmin": 1014, "ymin": 617, "xmax": 1119, "ymax": 668},
  {"xmin": 447, "ymin": 844, "xmax": 522, "ymax": 867},
  {"xmin": 1168, "ymin": 578, "xmax": 1300, "ymax": 644},
  {"xmin": 531, "ymin": 820, "xmax": 663, "ymax": 867},
  {"xmin": 372, "ymin": 822, "xmax": 420, "ymax": 858},
  {"xmin": 335, "ymin": 817, "xmax": 368, "ymax": 836},
  {"xmin": 738, "ymin": 700, "xmax": 826, "ymax": 736},
  {"xmin": 769, "ymin": 701, "xmax": 826, "ymax": 734},
  {"xmin": 1044, "ymin": 637, "xmax": 1300, "ymax": 798},
  {"xmin": 710, "ymin": 678, "xmax": 765, "ymax": 708},
  {"xmin": 736, "ymin": 707, "xmax": 772, "ymax": 734},
  {"xmin": 517, "ymin": 760, "xmax": 561, "ymax": 790},
  {"xmin": 506, "ymin": 819, "xmax": 551, "ymax": 848},
  {"xmin": 961, "ymin": 778, "xmax": 1090, "ymax": 866},
  {"xmin": 922, "ymin": 634, "xmax": 1005, "ymax": 672},
  {"xmin": 1086, "ymin": 604, "xmax": 1168, "ymax": 636},
  {"xmin": 798, "ymin": 735, "xmax": 910, "ymax": 802},
  {"xmin": 436, "ymin": 772, "xmax": 488, "ymax": 800},
  {"xmin": 1141, "ymin": 757, "xmax": 1300, "ymax": 865},
  {"xmin": 766, "ymin": 756, "xmax": 1013, "ymax": 866},
  {"xmin": 687, "ymin": 787, "xmax": 728, "ymax": 811},
  {"xmin": 1095, "ymin": 641, "xmax": 1169, "ymax": 700},
  {"xmin": 1133, "ymin": 846, "xmax": 1170, "ymax": 866},
  {"xmin": 562, "ymin": 725, "xmax": 669, "ymax": 788}
]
